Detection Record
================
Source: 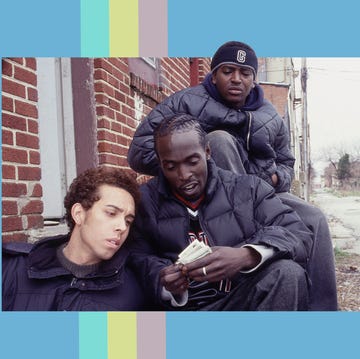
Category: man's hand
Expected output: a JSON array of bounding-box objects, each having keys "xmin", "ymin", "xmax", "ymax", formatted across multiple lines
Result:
[
  {"xmin": 182, "ymin": 246, "xmax": 261, "ymax": 282},
  {"xmin": 160, "ymin": 264, "xmax": 189, "ymax": 295},
  {"xmin": 271, "ymin": 173, "xmax": 278, "ymax": 186}
]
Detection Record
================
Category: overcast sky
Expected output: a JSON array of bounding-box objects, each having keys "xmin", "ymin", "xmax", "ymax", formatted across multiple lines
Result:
[{"xmin": 305, "ymin": 58, "xmax": 360, "ymax": 161}]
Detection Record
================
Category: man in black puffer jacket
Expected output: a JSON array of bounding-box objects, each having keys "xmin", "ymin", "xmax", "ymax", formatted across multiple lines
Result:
[
  {"xmin": 2, "ymin": 167, "xmax": 151, "ymax": 311},
  {"xmin": 127, "ymin": 41, "xmax": 337, "ymax": 310},
  {"xmin": 130, "ymin": 114, "xmax": 312, "ymax": 311}
]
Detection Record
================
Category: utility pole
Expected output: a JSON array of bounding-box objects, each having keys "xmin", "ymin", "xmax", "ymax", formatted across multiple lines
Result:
[{"xmin": 301, "ymin": 58, "xmax": 310, "ymax": 201}]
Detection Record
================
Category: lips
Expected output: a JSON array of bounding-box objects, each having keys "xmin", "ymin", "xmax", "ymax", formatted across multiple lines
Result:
[
  {"xmin": 228, "ymin": 87, "xmax": 243, "ymax": 95},
  {"xmin": 107, "ymin": 238, "xmax": 121, "ymax": 248},
  {"xmin": 178, "ymin": 182, "xmax": 200, "ymax": 198}
]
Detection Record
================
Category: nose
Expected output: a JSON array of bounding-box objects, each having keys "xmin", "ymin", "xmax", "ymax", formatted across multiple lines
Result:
[
  {"xmin": 231, "ymin": 70, "xmax": 241, "ymax": 83},
  {"xmin": 177, "ymin": 164, "xmax": 191, "ymax": 181},
  {"xmin": 115, "ymin": 216, "xmax": 127, "ymax": 235}
]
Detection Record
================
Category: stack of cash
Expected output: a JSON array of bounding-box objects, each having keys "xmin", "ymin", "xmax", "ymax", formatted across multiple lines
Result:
[{"xmin": 176, "ymin": 239, "xmax": 212, "ymax": 265}]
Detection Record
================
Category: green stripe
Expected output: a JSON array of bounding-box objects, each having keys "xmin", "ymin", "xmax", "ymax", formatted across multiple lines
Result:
[{"xmin": 81, "ymin": 0, "xmax": 109, "ymax": 56}]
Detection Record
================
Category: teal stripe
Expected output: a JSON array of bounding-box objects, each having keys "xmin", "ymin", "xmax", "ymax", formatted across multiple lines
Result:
[
  {"xmin": 79, "ymin": 313, "xmax": 108, "ymax": 359},
  {"xmin": 81, "ymin": 0, "xmax": 109, "ymax": 56}
]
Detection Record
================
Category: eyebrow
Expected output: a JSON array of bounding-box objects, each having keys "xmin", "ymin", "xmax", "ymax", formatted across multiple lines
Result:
[
  {"xmin": 105, "ymin": 204, "xmax": 135, "ymax": 219},
  {"xmin": 162, "ymin": 153, "xmax": 201, "ymax": 163}
]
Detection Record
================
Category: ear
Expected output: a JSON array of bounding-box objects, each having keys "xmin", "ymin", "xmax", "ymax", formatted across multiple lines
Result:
[
  {"xmin": 205, "ymin": 143, "xmax": 211, "ymax": 160},
  {"xmin": 71, "ymin": 203, "xmax": 85, "ymax": 226},
  {"xmin": 211, "ymin": 72, "xmax": 216, "ymax": 84}
]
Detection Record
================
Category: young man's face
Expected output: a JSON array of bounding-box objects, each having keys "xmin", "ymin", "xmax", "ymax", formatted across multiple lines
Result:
[
  {"xmin": 212, "ymin": 64, "xmax": 255, "ymax": 109},
  {"xmin": 70, "ymin": 184, "xmax": 136, "ymax": 265},
  {"xmin": 156, "ymin": 129, "xmax": 209, "ymax": 201}
]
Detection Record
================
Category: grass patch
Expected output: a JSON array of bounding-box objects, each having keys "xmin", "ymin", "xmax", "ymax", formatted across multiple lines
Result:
[{"xmin": 334, "ymin": 246, "xmax": 351, "ymax": 259}]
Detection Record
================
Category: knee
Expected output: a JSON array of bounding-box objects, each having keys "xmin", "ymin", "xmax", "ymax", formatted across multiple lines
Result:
[
  {"xmin": 271, "ymin": 259, "xmax": 308, "ymax": 287},
  {"xmin": 206, "ymin": 130, "xmax": 236, "ymax": 147}
]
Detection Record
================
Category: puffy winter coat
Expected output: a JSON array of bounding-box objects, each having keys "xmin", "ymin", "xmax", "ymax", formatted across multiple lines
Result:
[
  {"xmin": 129, "ymin": 161, "xmax": 312, "ymax": 305},
  {"xmin": 127, "ymin": 78, "xmax": 295, "ymax": 193},
  {"xmin": 2, "ymin": 234, "xmax": 151, "ymax": 311}
]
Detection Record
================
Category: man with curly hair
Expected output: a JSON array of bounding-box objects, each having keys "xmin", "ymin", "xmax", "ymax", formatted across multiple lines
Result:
[{"xmin": 2, "ymin": 166, "xmax": 150, "ymax": 311}]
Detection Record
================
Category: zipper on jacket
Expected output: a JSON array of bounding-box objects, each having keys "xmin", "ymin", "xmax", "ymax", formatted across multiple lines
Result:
[
  {"xmin": 245, "ymin": 111, "xmax": 252, "ymax": 151},
  {"xmin": 70, "ymin": 277, "xmax": 77, "ymax": 287}
]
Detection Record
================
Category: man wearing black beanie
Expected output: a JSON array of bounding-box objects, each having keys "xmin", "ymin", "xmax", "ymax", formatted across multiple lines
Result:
[{"xmin": 127, "ymin": 41, "xmax": 337, "ymax": 311}]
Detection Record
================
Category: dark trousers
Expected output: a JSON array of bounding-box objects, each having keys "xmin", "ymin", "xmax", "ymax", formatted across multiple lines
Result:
[
  {"xmin": 198, "ymin": 260, "xmax": 309, "ymax": 311},
  {"xmin": 206, "ymin": 130, "xmax": 338, "ymax": 311}
]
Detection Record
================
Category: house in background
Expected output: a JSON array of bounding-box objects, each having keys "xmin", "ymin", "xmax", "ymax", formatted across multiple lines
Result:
[{"xmin": 1, "ymin": 56, "xmax": 307, "ymax": 242}]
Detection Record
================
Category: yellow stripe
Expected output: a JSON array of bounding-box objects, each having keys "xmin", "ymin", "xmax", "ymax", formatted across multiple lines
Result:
[
  {"xmin": 109, "ymin": 0, "xmax": 139, "ymax": 56},
  {"xmin": 108, "ymin": 312, "xmax": 137, "ymax": 359}
]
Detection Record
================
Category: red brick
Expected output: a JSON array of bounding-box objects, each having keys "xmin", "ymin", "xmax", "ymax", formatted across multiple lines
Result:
[
  {"xmin": 98, "ymin": 153, "xmax": 120, "ymax": 166},
  {"xmin": 98, "ymin": 141, "xmax": 112, "ymax": 153},
  {"xmin": 30, "ymin": 183, "xmax": 43, "ymax": 197},
  {"xmin": 14, "ymin": 65, "xmax": 37, "ymax": 86},
  {"xmin": 97, "ymin": 130, "xmax": 116, "ymax": 142},
  {"xmin": 25, "ymin": 58, "xmax": 37, "ymax": 71},
  {"xmin": 94, "ymin": 58, "xmax": 114, "ymax": 74},
  {"xmin": 2, "ymin": 182, "xmax": 27, "ymax": 197},
  {"xmin": 95, "ymin": 82, "xmax": 115, "ymax": 98},
  {"xmin": 18, "ymin": 166, "xmax": 41, "ymax": 181},
  {"xmin": 111, "ymin": 144, "xmax": 127, "ymax": 156},
  {"xmin": 2, "ymin": 216, "xmax": 24, "ymax": 232},
  {"xmin": 2, "ymin": 95, "xmax": 13, "ymax": 112},
  {"xmin": 2, "ymin": 232, "xmax": 28, "ymax": 243},
  {"xmin": 98, "ymin": 118, "xmax": 111, "ymax": 129},
  {"xmin": 2, "ymin": 146, "xmax": 28, "ymax": 164},
  {"xmin": 95, "ymin": 93, "xmax": 110, "ymax": 105},
  {"xmin": 116, "ymin": 135, "xmax": 128, "ymax": 146},
  {"xmin": 2, "ymin": 200, "xmax": 18, "ymax": 215},
  {"xmin": 2, "ymin": 164, "xmax": 16, "ymax": 179},
  {"xmin": 94, "ymin": 68, "xmax": 108, "ymax": 82},
  {"xmin": 15, "ymin": 100, "xmax": 38, "ymax": 119},
  {"xmin": 2, "ymin": 59, "xmax": 13, "ymax": 76},
  {"xmin": 9, "ymin": 58, "xmax": 24, "ymax": 65},
  {"xmin": 2, "ymin": 113, "xmax": 27, "ymax": 131},
  {"xmin": 27, "ymin": 87, "xmax": 38, "ymax": 102},
  {"xmin": 27, "ymin": 119, "xmax": 39, "ymax": 134},
  {"xmin": 2, "ymin": 129, "xmax": 14, "ymax": 145},
  {"xmin": 114, "ymin": 90, "xmax": 126, "ymax": 103},
  {"xmin": 96, "ymin": 106, "xmax": 115, "ymax": 119},
  {"xmin": 16, "ymin": 132, "xmax": 39, "ymax": 149},
  {"xmin": 108, "ymin": 74, "xmax": 119, "ymax": 88},
  {"xmin": 26, "ymin": 214, "xmax": 44, "ymax": 229},
  {"xmin": 20, "ymin": 200, "xmax": 43, "ymax": 215},
  {"xmin": 109, "ymin": 98, "xmax": 120, "ymax": 111},
  {"xmin": 111, "ymin": 122, "xmax": 122, "ymax": 133},
  {"xmin": 29, "ymin": 150, "xmax": 41, "ymax": 165},
  {"xmin": 2, "ymin": 78, "xmax": 26, "ymax": 98}
]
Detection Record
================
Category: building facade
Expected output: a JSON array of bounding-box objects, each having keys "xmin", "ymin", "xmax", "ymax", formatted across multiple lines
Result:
[{"xmin": 1, "ymin": 56, "xmax": 306, "ymax": 242}]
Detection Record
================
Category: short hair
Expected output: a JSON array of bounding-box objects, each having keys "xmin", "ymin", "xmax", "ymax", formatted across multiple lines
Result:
[
  {"xmin": 154, "ymin": 114, "xmax": 207, "ymax": 154},
  {"xmin": 63, "ymin": 166, "xmax": 140, "ymax": 232}
]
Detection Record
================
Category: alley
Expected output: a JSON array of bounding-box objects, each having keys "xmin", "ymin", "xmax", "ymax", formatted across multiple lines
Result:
[{"xmin": 311, "ymin": 189, "xmax": 360, "ymax": 254}]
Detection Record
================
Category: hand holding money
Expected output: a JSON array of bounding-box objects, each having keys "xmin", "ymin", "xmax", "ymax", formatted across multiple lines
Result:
[{"xmin": 176, "ymin": 239, "xmax": 212, "ymax": 265}]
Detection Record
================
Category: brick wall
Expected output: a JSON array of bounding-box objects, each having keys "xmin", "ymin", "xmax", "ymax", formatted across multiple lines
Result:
[
  {"xmin": 2, "ymin": 58, "xmax": 43, "ymax": 242},
  {"xmin": 2, "ymin": 56, "xmax": 290, "ymax": 242},
  {"xmin": 1, "ymin": 56, "xmax": 212, "ymax": 242},
  {"xmin": 93, "ymin": 57, "xmax": 211, "ymax": 175},
  {"xmin": 260, "ymin": 83, "xmax": 289, "ymax": 118}
]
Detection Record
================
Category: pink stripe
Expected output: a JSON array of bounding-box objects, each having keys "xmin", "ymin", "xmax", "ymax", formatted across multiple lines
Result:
[
  {"xmin": 138, "ymin": 0, "xmax": 168, "ymax": 56},
  {"xmin": 137, "ymin": 312, "xmax": 166, "ymax": 359}
]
